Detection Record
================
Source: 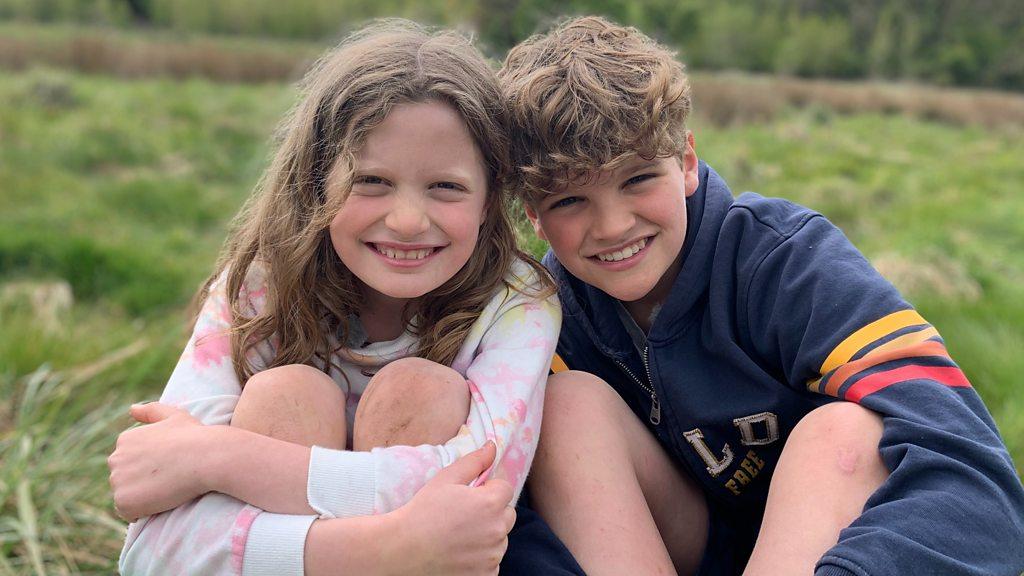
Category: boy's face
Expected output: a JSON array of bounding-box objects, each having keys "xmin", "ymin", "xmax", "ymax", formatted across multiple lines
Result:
[{"xmin": 525, "ymin": 134, "xmax": 699, "ymax": 309}]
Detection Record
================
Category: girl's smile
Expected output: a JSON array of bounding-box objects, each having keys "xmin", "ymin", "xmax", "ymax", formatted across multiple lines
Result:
[{"xmin": 329, "ymin": 101, "xmax": 488, "ymax": 304}]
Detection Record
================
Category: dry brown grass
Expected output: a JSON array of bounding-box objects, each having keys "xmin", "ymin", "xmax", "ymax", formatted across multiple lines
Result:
[
  {"xmin": 0, "ymin": 29, "xmax": 318, "ymax": 83},
  {"xmin": 692, "ymin": 72, "xmax": 1024, "ymax": 129},
  {"xmin": 3, "ymin": 27, "xmax": 1024, "ymax": 127}
]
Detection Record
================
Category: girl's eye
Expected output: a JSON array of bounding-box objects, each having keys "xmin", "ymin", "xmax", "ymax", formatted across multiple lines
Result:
[
  {"xmin": 549, "ymin": 196, "xmax": 581, "ymax": 210},
  {"xmin": 433, "ymin": 181, "xmax": 463, "ymax": 191},
  {"xmin": 624, "ymin": 173, "xmax": 656, "ymax": 187},
  {"xmin": 354, "ymin": 175, "xmax": 385, "ymax": 186},
  {"xmin": 430, "ymin": 182, "xmax": 469, "ymax": 201}
]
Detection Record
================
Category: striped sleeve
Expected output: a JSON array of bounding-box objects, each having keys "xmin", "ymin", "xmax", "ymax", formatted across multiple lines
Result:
[{"xmin": 807, "ymin": 309, "xmax": 971, "ymax": 402}]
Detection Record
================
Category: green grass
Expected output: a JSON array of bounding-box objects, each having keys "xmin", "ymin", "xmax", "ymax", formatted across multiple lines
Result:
[{"xmin": 1, "ymin": 68, "xmax": 1022, "ymax": 573}]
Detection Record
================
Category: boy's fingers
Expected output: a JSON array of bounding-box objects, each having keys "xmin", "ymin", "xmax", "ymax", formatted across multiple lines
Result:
[
  {"xmin": 433, "ymin": 441, "xmax": 496, "ymax": 485},
  {"xmin": 129, "ymin": 402, "xmax": 182, "ymax": 424}
]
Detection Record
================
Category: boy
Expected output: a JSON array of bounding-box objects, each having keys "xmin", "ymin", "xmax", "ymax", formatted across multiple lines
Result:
[{"xmin": 498, "ymin": 16, "xmax": 1024, "ymax": 576}]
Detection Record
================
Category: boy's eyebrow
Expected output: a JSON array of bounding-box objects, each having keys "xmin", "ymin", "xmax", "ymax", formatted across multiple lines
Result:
[{"xmin": 621, "ymin": 159, "xmax": 660, "ymax": 172}]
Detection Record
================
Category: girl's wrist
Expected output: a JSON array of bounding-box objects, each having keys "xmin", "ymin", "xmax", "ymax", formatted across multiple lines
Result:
[{"xmin": 196, "ymin": 424, "xmax": 235, "ymax": 494}]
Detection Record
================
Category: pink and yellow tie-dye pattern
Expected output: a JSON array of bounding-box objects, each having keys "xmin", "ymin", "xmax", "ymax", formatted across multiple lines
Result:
[{"xmin": 119, "ymin": 260, "xmax": 560, "ymax": 576}]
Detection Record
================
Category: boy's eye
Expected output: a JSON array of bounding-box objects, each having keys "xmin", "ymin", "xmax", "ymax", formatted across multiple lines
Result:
[
  {"xmin": 624, "ymin": 173, "xmax": 656, "ymax": 187},
  {"xmin": 549, "ymin": 196, "xmax": 581, "ymax": 210}
]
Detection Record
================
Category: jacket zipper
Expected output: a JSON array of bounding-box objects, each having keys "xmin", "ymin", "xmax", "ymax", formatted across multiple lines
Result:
[{"xmin": 614, "ymin": 345, "xmax": 661, "ymax": 425}]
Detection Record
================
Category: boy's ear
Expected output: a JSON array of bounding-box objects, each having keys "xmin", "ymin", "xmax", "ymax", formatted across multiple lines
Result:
[
  {"xmin": 523, "ymin": 203, "xmax": 547, "ymax": 241},
  {"xmin": 682, "ymin": 131, "xmax": 700, "ymax": 198}
]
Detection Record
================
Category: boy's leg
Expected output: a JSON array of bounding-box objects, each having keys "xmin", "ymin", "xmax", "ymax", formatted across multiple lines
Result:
[
  {"xmin": 743, "ymin": 402, "xmax": 888, "ymax": 576},
  {"xmin": 529, "ymin": 370, "xmax": 709, "ymax": 576},
  {"xmin": 231, "ymin": 364, "xmax": 348, "ymax": 449},
  {"xmin": 352, "ymin": 357, "xmax": 470, "ymax": 450}
]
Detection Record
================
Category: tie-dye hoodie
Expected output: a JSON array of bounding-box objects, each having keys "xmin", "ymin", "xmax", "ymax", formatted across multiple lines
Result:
[{"xmin": 118, "ymin": 259, "xmax": 560, "ymax": 575}]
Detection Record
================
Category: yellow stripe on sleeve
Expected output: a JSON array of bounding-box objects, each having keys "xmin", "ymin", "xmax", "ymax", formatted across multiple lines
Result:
[
  {"xmin": 818, "ymin": 309, "xmax": 928, "ymax": 375},
  {"xmin": 550, "ymin": 354, "xmax": 569, "ymax": 373}
]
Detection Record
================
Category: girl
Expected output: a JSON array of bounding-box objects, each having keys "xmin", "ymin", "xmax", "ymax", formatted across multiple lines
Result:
[{"xmin": 107, "ymin": 20, "xmax": 560, "ymax": 576}]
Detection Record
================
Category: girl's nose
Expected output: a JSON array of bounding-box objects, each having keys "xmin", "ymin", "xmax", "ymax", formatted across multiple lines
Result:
[{"xmin": 384, "ymin": 192, "xmax": 431, "ymax": 238}]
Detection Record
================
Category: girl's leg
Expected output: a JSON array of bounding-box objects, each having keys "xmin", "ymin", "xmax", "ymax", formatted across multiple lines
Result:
[
  {"xmin": 743, "ymin": 402, "xmax": 888, "ymax": 576},
  {"xmin": 352, "ymin": 357, "xmax": 470, "ymax": 450},
  {"xmin": 529, "ymin": 371, "xmax": 708, "ymax": 576},
  {"xmin": 230, "ymin": 364, "xmax": 348, "ymax": 449}
]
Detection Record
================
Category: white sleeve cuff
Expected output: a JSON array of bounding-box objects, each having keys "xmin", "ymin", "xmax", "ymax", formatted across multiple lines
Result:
[
  {"xmin": 307, "ymin": 446, "xmax": 377, "ymax": 518},
  {"xmin": 241, "ymin": 513, "xmax": 316, "ymax": 576}
]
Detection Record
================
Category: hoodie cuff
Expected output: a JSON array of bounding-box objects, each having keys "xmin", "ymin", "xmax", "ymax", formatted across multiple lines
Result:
[
  {"xmin": 241, "ymin": 512, "xmax": 316, "ymax": 576},
  {"xmin": 307, "ymin": 446, "xmax": 377, "ymax": 518}
]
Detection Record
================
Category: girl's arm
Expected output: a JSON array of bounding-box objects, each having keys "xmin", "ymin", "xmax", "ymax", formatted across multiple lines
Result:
[{"xmin": 213, "ymin": 267, "xmax": 561, "ymax": 519}]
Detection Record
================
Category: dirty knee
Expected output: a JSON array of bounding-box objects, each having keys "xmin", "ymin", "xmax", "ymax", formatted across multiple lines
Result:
[
  {"xmin": 232, "ymin": 364, "xmax": 347, "ymax": 449},
  {"xmin": 353, "ymin": 357, "xmax": 469, "ymax": 450}
]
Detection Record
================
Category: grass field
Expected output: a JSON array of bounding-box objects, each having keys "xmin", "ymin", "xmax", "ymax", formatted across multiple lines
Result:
[{"xmin": 1, "ymin": 59, "xmax": 1023, "ymax": 572}]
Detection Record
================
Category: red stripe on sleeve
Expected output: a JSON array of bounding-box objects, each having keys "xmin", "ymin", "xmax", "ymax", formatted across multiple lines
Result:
[{"xmin": 845, "ymin": 365, "xmax": 971, "ymax": 403}]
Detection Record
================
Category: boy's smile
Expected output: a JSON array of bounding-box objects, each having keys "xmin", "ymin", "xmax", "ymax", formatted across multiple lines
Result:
[{"xmin": 526, "ymin": 134, "xmax": 699, "ymax": 326}]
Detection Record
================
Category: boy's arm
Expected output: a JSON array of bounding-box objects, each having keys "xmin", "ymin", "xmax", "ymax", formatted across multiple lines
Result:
[{"xmin": 738, "ymin": 208, "xmax": 1024, "ymax": 576}]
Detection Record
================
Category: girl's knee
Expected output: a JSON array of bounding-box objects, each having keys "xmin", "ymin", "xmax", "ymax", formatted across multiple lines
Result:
[
  {"xmin": 353, "ymin": 357, "xmax": 469, "ymax": 449},
  {"xmin": 233, "ymin": 364, "xmax": 347, "ymax": 449}
]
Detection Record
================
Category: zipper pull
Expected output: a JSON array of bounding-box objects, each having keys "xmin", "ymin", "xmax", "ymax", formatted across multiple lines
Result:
[{"xmin": 649, "ymin": 395, "xmax": 661, "ymax": 425}]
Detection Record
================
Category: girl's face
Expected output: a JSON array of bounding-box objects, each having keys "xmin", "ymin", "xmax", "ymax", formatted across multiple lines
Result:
[{"xmin": 329, "ymin": 101, "xmax": 488, "ymax": 306}]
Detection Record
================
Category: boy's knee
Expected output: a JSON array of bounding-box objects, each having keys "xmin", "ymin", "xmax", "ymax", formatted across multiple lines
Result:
[
  {"xmin": 785, "ymin": 402, "xmax": 886, "ymax": 478},
  {"xmin": 233, "ymin": 364, "xmax": 347, "ymax": 448},
  {"xmin": 353, "ymin": 357, "xmax": 469, "ymax": 449},
  {"xmin": 544, "ymin": 370, "xmax": 621, "ymax": 420}
]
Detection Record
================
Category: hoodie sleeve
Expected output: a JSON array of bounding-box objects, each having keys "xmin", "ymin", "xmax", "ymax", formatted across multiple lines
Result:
[
  {"xmin": 119, "ymin": 268, "xmax": 317, "ymax": 576},
  {"xmin": 738, "ymin": 205, "xmax": 1024, "ymax": 576}
]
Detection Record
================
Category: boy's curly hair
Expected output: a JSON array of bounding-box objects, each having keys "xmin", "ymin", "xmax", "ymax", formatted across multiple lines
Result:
[{"xmin": 499, "ymin": 16, "xmax": 692, "ymax": 203}]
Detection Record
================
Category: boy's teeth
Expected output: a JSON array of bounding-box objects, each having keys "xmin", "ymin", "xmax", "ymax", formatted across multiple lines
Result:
[
  {"xmin": 597, "ymin": 238, "xmax": 647, "ymax": 262},
  {"xmin": 375, "ymin": 245, "xmax": 432, "ymax": 260}
]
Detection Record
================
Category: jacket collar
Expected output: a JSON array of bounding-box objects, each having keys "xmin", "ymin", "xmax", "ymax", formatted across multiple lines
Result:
[{"xmin": 544, "ymin": 161, "xmax": 735, "ymax": 359}]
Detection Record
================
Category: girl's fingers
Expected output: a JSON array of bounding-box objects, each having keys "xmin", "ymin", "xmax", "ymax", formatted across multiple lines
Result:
[
  {"xmin": 129, "ymin": 402, "xmax": 183, "ymax": 424},
  {"xmin": 433, "ymin": 441, "xmax": 497, "ymax": 485}
]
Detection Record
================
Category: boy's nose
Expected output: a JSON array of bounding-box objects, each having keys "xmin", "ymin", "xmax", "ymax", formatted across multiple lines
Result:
[
  {"xmin": 590, "ymin": 203, "xmax": 636, "ymax": 242},
  {"xmin": 385, "ymin": 193, "xmax": 431, "ymax": 238}
]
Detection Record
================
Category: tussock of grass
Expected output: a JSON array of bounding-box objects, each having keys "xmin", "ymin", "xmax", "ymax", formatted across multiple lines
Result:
[{"xmin": 0, "ymin": 361, "xmax": 137, "ymax": 574}]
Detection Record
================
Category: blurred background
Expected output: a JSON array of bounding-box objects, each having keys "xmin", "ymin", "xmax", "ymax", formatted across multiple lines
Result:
[{"xmin": 1, "ymin": 1, "xmax": 1022, "ymax": 573}]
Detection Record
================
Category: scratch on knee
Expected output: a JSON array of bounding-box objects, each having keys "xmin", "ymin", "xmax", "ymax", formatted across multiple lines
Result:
[{"xmin": 836, "ymin": 446, "xmax": 859, "ymax": 475}]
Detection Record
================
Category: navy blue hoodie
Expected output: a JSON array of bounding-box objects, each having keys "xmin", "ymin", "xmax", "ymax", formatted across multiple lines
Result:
[{"xmin": 544, "ymin": 162, "xmax": 1024, "ymax": 576}]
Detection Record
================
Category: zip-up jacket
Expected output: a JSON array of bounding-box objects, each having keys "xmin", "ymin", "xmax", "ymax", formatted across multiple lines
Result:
[{"xmin": 544, "ymin": 162, "xmax": 1024, "ymax": 576}]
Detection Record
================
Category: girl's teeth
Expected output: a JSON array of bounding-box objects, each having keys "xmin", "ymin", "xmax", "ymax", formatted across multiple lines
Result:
[
  {"xmin": 376, "ymin": 245, "xmax": 432, "ymax": 260},
  {"xmin": 597, "ymin": 238, "xmax": 647, "ymax": 262}
]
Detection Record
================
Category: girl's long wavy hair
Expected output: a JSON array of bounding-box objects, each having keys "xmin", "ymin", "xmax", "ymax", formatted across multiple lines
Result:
[{"xmin": 196, "ymin": 20, "xmax": 552, "ymax": 383}]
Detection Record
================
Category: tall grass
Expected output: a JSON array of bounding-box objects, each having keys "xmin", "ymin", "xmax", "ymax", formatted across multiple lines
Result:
[{"xmin": 1, "ymin": 48, "xmax": 1022, "ymax": 572}]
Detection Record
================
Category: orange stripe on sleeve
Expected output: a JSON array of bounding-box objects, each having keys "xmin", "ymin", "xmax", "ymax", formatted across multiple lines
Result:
[
  {"xmin": 823, "ymin": 339, "xmax": 951, "ymax": 397},
  {"xmin": 818, "ymin": 309, "xmax": 928, "ymax": 376},
  {"xmin": 550, "ymin": 354, "xmax": 569, "ymax": 373}
]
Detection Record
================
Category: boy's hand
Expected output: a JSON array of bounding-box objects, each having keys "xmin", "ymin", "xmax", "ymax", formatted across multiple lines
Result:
[
  {"xmin": 107, "ymin": 403, "xmax": 212, "ymax": 521},
  {"xmin": 391, "ymin": 442, "xmax": 517, "ymax": 575}
]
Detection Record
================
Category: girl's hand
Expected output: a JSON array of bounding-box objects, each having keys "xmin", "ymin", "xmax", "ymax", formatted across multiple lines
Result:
[
  {"xmin": 392, "ymin": 442, "xmax": 517, "ymax": 575},
  {"xmin": 108, "ymin": 403, "xmax": 213, "ymax": 521}
]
